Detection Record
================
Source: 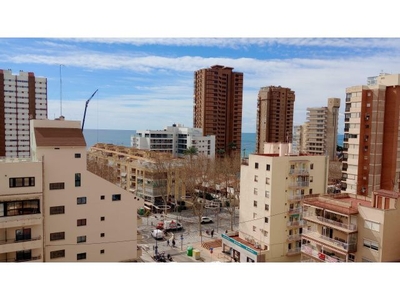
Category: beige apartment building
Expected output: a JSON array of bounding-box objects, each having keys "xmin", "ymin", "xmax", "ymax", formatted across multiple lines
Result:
[
  {"xmin": 342, "ymin": 73, "xmax": 400, "ymax": 196},
  {"xmin": 193, "ymin": 65, "xmax": 243, "ymax": 157},
  {"xmin": 301, "ymin": 189, "xmax": 400, "ymax": 262},
  {"xmin": 88, "ymin": 143, "xmax": 184, "ymax": 207},
  {"xmin": 256, "ymin": 86, "xmax": 295, "ymax": 154},
  {"xmin": 0, "ymin": 118, "xmax": 144, "ymax": 262},
  {"xmin": 221, "ymin": 143, "xmax": 328, "ymax": 262},
  {"xmin": 304, "ymin": 98, "xmax": 340, "ymax": 159},
  {"xmin": 0, "ymin": 69, "xmax": 47, "ymax": 158}
]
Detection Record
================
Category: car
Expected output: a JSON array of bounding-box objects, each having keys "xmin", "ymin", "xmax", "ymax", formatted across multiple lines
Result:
[
  {"xmin": 201, "ymin": 216, "xmax": 213, "ymax": 224},
  {"xmin": 151, "ymin": 229, "xmax": 165, "ymax": 240}
]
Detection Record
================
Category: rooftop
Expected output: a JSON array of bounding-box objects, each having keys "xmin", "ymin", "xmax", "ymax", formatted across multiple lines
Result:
[{"xmin": 34, "ymin": 127, "xmax": 86, "ymax": 147}]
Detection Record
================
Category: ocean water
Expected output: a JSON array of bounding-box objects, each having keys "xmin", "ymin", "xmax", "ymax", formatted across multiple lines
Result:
[{"xmin": 83, "ymin": 129, "xmax": 343, "ymax": 155}]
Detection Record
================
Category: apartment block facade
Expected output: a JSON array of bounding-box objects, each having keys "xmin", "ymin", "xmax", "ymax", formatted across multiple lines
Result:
[
  {"xmin": 301, "ymin": 189, "xmax": 400, "ymax": 262},
  {"xmin": 305, "ymin": 98, "xmax": 340, "ymax": 159},
  {"xmin": 193, "ymin": 65, "xmax": 243, "ymax": 157},
  {"xmin": 0, "ymin": 118, "xmax": 144, "ymax": 262},
  {"xmin": 0, "ymin": 69, "xmax": 47, "ymax": 158},
  {"xmin": 221, "ymin": 143, "xmax": 328, "ymax": 262},
  {"xmin": 131, "ymin": 124, "xmax": 215, "ymax": 158},
  {"xmin": 88, "ymin": 143, "xmax": 184, "ymax": 207},
  {"xmin": 342, "ymin": 73, "xmax": 400, "ymax": 196},
  {"xmin": 256, "ymin": 86, "xmax": 295, "ymax": 154}
]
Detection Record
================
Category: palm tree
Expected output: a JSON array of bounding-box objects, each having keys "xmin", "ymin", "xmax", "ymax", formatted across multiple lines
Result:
[{"xmin": 183, "ymin": 146, "xmax": 198, "ymax": 160}]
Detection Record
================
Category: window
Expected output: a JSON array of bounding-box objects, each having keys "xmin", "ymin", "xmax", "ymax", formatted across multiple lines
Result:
[
  {"xmin": 310, "ymin": 176, "xmax": 313, "ymax": 183},
  {"xmin": 49, "ymin": 182, "xmax": 65, "ymax": 190},
  {"xmin": 253, "ymin": 213, "xmax": 257, "ymax": 219},
  {"xmin": 77, "ymin": 253, "xmax": 86, "ymax": 260},
  {"xmin": 100, "ymin": 195, "xmax": 105, "ymax": 200},
  {"xmin": 266, "ymin": 164, "xmax": 270, "ymax": 171},
  {"xmin": 1, "ymin": 200, "xmax": 40, "ymax": 217},
  {"xmin": 75, "ymin": 173, "xmax": 81, "ymax": 187},
  {"xmin": 265, "ymin": 204, "xmax": 269, "ymax": 211},
  {"xmin": 75, "ymin": 153, "xmax": 81, "ymax": 158},
  {"xmin": 253, "ymin": 201, "xmax": 257, "ymax": 207},
  {"xmin": 100, "ymin": 249, "xmax": 105, "ymax": 254},
  {"xmin": 265, "ymin": 217, "xmax": 269, "ymax": 223},
  {"xmin": 363, "ymin": 239, "xmax": 379, "ymax": 251},
  {"xmin": 50, "ymin": 250, "xmax": 65, "ymax": 259},
  {"xmin": 253, "ymin": 226, "xmax": 256, "ymax": 232},
  {"xmin": 255, "ymin": 162, "xmax": 259, "ymax": 169},
  {"xmin": 310, "ymin": 164, "xmax": 314, "ymax": 170},
  {"xmin": 77, "ymin": 197, "xmax": 87, "ymax": 205},
  {"xmin": 50, "ymin": 232, "xmax": 65, "ymax": 241},
  {"xmin": 265, "ymin": 177, "xmax": 270, "ymax": 185},
  {"xmin": 253, "ymin": 188, "xmax": 258, "ymax": 195},
  {"xmin": 265, "ymin": 191, "xmax": 270, "ymax": 198},
  {"xmin": 254, "ymin": 175, "xmax": 258, "ymax": 182},
  {"xmin": 112, "ymin": 194, "xmax": 121, "ymax": 201},
  {"xmin": 100, "ymin": 233, "xmax": 105, "ymax": 237},
  {"xmin": 9, "ymin": 177, "xmax": 35, "ymax": 188},
  {"xmin": 50, "ymin": 206, "xmax": 65, "ymax": 215},
  {"xmin": 364, "ymin": 220, "xmax": 380, "ymax": 232},
  {"xmin": 101, "ymin": 216, "xmax": 105, "ymax": 221},
  {"xmin": 77, "ymin": 236, "xmax": 86, "ymax": 243},
  {"xmin": 77, "ymin": 219, "xmax": 87, "ymax": 226}
]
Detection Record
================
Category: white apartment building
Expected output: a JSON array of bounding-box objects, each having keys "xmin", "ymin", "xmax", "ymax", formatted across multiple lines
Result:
[
  {"xmin": 0, "ymin": 118, "xmax": 144, "ymax": 262},
  {"xmin": 0, "ymin": 69, "xmax": 47, "ymax": 158},
  {"xmin": 304, "ymin": 98, "xmax": 340, "ymax": 159},
  {"xmin": 131, "ymin": 124, "xmax": 215, "ymax": 158},
  {"xmin": 221, "ymin": 143, "xmax": 329, "ymax": 262}
]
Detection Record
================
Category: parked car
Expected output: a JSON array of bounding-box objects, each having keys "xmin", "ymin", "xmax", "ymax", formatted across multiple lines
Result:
[
  {"xmin": 151, "ymin": 229, "xmax": 165, "ymax": 240},
  {"xmin": 201, "ymin": 216, "xmax": 213, "ymax": 224}
]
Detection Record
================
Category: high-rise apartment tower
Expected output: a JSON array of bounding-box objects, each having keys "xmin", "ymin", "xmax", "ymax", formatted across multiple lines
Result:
[
  {"xmin": 342, "ymin": 73, "xmax": 400, "ymax": 196},
  {"xmin": 305, "ymin": 98, "xmax": 340, "ymax": 159},
  {"xmin": 193, "ymin": 65, "xmax": 243, "ymax": 157},
  {"xmin": 0, "ymin": 69, "xmax": 47, "ymax": 157},
  {"xmin": 256, "ymin": 86, "xmax": 295, "ymax": 154}
]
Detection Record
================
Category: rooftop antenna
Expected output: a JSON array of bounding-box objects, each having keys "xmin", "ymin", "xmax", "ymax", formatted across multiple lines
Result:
[{"xmin": 59, "ymin": 64, "xmax": 65, "ymax": 117}]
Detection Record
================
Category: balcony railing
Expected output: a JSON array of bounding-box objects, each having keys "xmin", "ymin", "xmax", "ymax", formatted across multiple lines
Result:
[
  {"xmin": 0, "ymin": 255, "xmax": 42, "ymax": 262},
  {"xmin": 289, "ymin": 182, "xmax": 309, "ymax": 188},
  {"xmin": 0, "ymin": 236, "xmax": 41, "ymax": 246},
  {"xmin": 287, "ymin": 247, "xmax": 301, "ymax": 256},
  {"xmin": 289, "ymin": 169, "xmax": 309, "ymax": 176},
  {"xmin": 287, "ymin": 195, "xmax": 305, "ymax": 203},
  {"xmin": 303, "ymin": 212, "xmax": 357, "ymax": 231},
  {"xmin": 302, "ymin": 230, "xmax": 357, "ymax": 252},
  {"xmin": 287, "ymin": 234, "xmax": 302, "ymax": 242},
  {"xmin": 287, "ymin": 220, "xmax": 306, "ymax": 227},
  {"xmin": 301, "ymin": 245, "xmax": 345, "ymax": 262},
  {"xmin": 287, "ymin": 207, "xmax": 302, "ymax": 215}
]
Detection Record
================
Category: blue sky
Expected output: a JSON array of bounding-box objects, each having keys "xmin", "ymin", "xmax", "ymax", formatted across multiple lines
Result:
[
  {"xmin": 1, "ymin": 3, "xmax": 399, "ymax": 133},
  {"xmin": 1, "ymin": 38, "xmax": 400, "ymax": 133}
]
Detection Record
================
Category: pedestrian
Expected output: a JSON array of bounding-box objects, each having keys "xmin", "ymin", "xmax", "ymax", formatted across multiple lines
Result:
[
  {"xmin": 172, "ymin": 240, "xmax": 176, "ymax": 247},
  {"xmin": 167, "ymin": 240, "xmax": 169, "ymax": 246},
  {"xmin": 211, "ymin": 229, "xmax": 214, "ymax": 238}
]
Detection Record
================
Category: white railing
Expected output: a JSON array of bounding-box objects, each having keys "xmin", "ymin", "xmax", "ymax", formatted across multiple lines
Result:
[
  {"xmin": 287, "ymin": 220, "xmax": 306, "ymax": 227},
  {"xmin": 289, "ymin": 169, "xmax": 309, "ymax": 175},
  {"xmin": 287, "ymin": 207, "xmax": 302, "ymax": 214},
  {"xmin": 287, "ymin": 234, "xmax": 302, "ymax": 242},
  {"xmin": 301, "ymin": 245, "xmax": 345, "ymax": 262},
  {"xmin": 287, "ymin": 247, "xmax": 301, "ymax": 255},
  {"xmin": 289, "ymin": 182, "xmax": 310, "ymax": 188},
  {"xmin": 303, "ymin": 212, "xmax": 357, "ymax": 231},
  {"xmin": 302, "ymin": 230, "xmax": 356, "ymax": 251}
]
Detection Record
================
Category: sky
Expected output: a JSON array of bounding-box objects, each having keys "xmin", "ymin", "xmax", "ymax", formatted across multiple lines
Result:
[{"xmin": 2, "ymin": 37, "xmax": 400, "ymax": 133}]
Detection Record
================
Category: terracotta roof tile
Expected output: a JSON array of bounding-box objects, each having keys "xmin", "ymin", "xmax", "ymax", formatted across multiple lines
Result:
[{"xmin": 34, "ymin": 127, "xmax": 86, "ymax": 147}]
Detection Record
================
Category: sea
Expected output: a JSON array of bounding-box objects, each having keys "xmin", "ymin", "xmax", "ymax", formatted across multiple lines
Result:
[{"xmin": 83, "ymin": 129, "xmax": 344, "ymax": 156}]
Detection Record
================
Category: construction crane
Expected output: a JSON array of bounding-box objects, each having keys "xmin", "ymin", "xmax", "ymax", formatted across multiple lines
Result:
[{"xmin": 81, "ymin": 89, "xmax": 98, "ymax": 131}]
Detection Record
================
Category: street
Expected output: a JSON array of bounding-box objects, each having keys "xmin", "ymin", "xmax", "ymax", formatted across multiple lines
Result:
[{"xmin": 138, "ymin": 207, "xmax": 239, "ymax": 262}]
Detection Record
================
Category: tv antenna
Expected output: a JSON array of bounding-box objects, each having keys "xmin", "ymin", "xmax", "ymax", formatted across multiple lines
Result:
[{"xmin": 59, "ymin": 64, "xmax": 65, "ymax": 117}]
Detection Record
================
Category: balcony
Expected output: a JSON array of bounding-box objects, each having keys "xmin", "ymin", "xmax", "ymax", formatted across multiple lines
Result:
[
  {"xmin": 287, "ymin": 207, "xmax": 302, "ymax": 215},
  {"xmin": 301, "ymin": 245, "xmax": 345, "ymax": 262},
  {"xmin": 288, "ymin": 181, "xmax": 309, "ymax": 188},
  {"xmin": 302, "ymin": 230, "xmax": 357, "ymax": 252},
  {"xmin": 287, "ymin": 195, "xmax": 305, "ymax": 203},
  {"xmin": 287, "ymin": 220, "xmax": 306, "ymax": 228},
  {"xmin": 0, "ymin": 214, "xmax": 42, "ymax": 229},
  {"xmin": 0, "ymin": 254, "xmax": 42, "ymax": 262},
  {"xmin": 0, "ymin": 236, "xmax": 42, "ymax": 254},
  {"xmin": 286, "ymin": 247, "xmax": 301, "ymax": 256},
  {"xmin": 289, "ymin": 169, "xmax": 309, "ymax": 176},
  {"xmin": 303, "ymin": 212, "xmax": 357, "ymax": 232},
  {"xmin": 287, "ymin": 234, "xmax": 302, "ymax": 242}
]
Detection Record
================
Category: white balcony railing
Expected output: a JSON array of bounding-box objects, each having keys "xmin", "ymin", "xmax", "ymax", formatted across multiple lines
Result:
[
  {"xmin": 303, "ymin": 212, "xmax": 357, "ymax": 231},
  {"xmin": 287, "ymin": 220, "xmax": 306, "ymax": 227},
  {"xmin": 301, "ymin": 245, "xmax": 345, "ymax": 262},
  {"xmin": 302, "ymin": 230, "xmax": 356, "ymax": 252}
]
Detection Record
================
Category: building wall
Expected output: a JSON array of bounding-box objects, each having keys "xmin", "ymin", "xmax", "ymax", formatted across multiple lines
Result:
[
  {"xmin": 193, "ymin": 65, "xmax": 243, "ymax": 157},
  {"xmin": 256, "ymin": 86, "xmax": 295, "ymax": 154},
  {"xmin": 239, "ymin": 144, "xmax": 328, "ymax": 262},
  {"xmin": 31, "ymin": 119, "xmax": 144, "ymax": 262},
  {"xmin": 0, "ymin": 69, "xmax": 47, "ymax": 158},
  {"xmin": 0, "ymin": 158, "xmax": 44, "ymax": 262}
]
